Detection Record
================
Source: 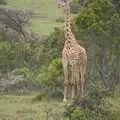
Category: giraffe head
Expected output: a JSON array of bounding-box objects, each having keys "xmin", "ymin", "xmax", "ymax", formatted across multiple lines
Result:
[{"xmin": 57, "ymin": 0, "xmax": 68, "ymax": 8}]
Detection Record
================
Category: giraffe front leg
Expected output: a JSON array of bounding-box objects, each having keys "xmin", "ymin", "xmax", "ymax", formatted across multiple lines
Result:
[
  {"xmin": 80, "ymin": 55, "xmax": 87, "ymax": 99},
  {"xmin": 80, "ymin": 72, "xmax": 85, "ymax": 99},
  {"xmin": 71, "ymin": 63, "xmax": 76, "ymax": 100},
  {"xmin": 76, "ymin": 68, "xmax": 81, "ymax": 99},
  {"xmin": 62, "ymin": 57, "xmax": 68, "ymax": 102}
]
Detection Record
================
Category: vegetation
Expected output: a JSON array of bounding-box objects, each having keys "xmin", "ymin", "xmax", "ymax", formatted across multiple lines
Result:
[
  {"xmin": 75, "ymin": 0, "xmax": 120, "ymax": 91},
  {"xmin": 64, "ymin": 88, "xmax": 120, "ymax": 120},
  {"xmin": 0, "ymin": 0, "xmax": 119, "ymax": 119},
  {"xmin": 0, "ymin": 93, "xmax": 119, "ymax": 120}
]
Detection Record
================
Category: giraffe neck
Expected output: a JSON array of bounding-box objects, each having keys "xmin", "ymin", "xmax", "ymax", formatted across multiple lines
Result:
[{"xmin": 63, "ymin": 3, "xmax": 76, "ymax": 44}]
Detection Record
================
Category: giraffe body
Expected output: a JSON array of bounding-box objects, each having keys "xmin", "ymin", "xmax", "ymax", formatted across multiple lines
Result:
[
  {"xmin": 57, "ymin": 0, "xmax": 87, "ymax": 102},
  {"xmin": 62, "ymin": 39, "xmax": 87, "ymax": 101}
]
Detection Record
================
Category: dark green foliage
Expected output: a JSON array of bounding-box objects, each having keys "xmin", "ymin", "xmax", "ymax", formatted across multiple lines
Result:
[
  {"xmin": 0, "ymin": 41, "xmax": 26, "ymax": 73},
  {"xmin": 76, "ymin": 0, "xmax": 120, "ymax": 33},
  {"xmin": 35, "ymin": 58, "xmax": 63, "ymax": 99},
  {"xmin": 75, "ymin": 0, "xmax": 120, "ymax": 90},
  {"xmin": 35, "ymin": 58, "xmax": 63, "ymax": 86}
]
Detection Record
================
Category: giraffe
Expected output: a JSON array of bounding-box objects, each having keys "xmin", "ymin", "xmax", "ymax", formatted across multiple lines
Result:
[{"xmin": 57, "ymin": 0, "xmax": 87, "ymax": 102}]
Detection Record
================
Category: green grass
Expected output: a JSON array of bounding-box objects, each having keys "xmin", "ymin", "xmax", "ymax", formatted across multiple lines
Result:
[
  {"xmin": 106, "ymin": 96, "xmax": 120, "ymax": 116},
  {"xmin": 5, "ymin": 0, "xmax": 62, "ymax": 36},
  {"xmin": 32, "ymin": 20, "xmax": 62, "ymax": 35},
  {"xmin": 0, "ymin": 94, "xmax": 119, "ymax": 120},
  {"xmin": 0, "ymin": 94, "xmax": 65, "ymax": 120}
]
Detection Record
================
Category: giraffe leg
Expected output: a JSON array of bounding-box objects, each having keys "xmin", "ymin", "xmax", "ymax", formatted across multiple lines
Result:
[
  {"xmin": 76, "ymin": 67, "xmax": 81, "ymax": 99},
  {"xmin": 80, "ymin": 71, "xmax": 85, "ymax": 99},
  {"xmin": 62, "ymin": 57, "xmax": 68, "ymax": 102},
  {"xmin": 71, "ymin": 63, "xmax": 76, "ymax": 100},
  {"xmin": 80, "ymin": 57, "xmax": 87, "ymax": 99}
]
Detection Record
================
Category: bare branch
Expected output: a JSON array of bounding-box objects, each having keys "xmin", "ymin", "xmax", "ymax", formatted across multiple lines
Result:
[{"xmin": 0, "ymin": 7, "xmax": 31, "ymax": 37}]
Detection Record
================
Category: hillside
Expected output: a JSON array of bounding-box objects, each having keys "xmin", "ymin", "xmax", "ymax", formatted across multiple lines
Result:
[{"xmin": 6, "ymin": 0, "xmax": 62, "ymax": 35}]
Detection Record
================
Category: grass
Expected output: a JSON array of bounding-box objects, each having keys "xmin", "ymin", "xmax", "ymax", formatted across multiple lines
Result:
[
  {"xmin": 106, "ymin": 96, "xmax": 120, "ymax": 117},
  {"xmin": 5, "ymin": 0, "xmax": 62, "ymax": 36},
  {"xmin": 0, "ymin": 94, "xmax": 65, "ymax": 120},
  {"xmin": 0, "ymin": 94, "xmax": 119, "ymax": 120}
]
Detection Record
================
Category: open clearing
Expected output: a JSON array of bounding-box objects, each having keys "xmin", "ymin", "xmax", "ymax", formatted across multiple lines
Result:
[{"xmin": 0, "ymin": 94, "xmax": 65, "ymax": 120}]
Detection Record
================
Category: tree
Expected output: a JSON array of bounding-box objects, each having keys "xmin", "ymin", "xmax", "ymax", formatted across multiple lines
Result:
[
  {"xmin": 75, "ymin": 0, "xmax": 120, "ymax": 90},
  {"xmin": 0, "ymin": 8, "xmax": 30, "ymax": 37}
]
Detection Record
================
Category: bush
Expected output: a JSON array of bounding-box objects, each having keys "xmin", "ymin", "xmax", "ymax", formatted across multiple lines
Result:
[
  {"xmin": 35, "ymin": 58, "xmax": 63, "ymax": 100},
  {"xmin": 64, "ymin": 87, "xmax": 119, "ymax": 120},
  {"xmin": 75, "ymin": 0, "xmax": 120, "ymax": 91}
]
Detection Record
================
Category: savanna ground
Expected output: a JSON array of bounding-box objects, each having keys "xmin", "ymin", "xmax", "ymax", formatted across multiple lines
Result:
[
  {"xmin": 0, "ymin": 94, "xmax": 64, "ymax": 120},
  {"xmin": 0, "ymin": 94, "xmax": 120, "ymax": 120}
]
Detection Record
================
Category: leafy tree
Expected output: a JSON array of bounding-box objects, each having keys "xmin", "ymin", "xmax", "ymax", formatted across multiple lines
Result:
[{"xmin": 75, "ymin": 0, "xmax": 120, "ymax": 90}]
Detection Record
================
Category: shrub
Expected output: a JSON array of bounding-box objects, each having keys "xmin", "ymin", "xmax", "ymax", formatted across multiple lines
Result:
[
  {"xmin": 64, "ymin": 87, "xmax": 119, "ymax": 120},
  {"xmin": 35, "ymin": 58, "xmax": 63, "ymax": 100}
]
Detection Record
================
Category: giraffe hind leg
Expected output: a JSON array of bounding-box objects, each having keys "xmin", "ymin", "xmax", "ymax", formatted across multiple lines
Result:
[
  {"xmin": 80, "ymin": 70, "xmax": 85, "ymax": 99},
  {"xmin": 80, "ymin": 56, "xmax": 87, "ymax": 99},
  {"xmin": 76, "ymin": 67, "xmax": 81, "ymax": 99},
  {"xmin": 62, "ymin": 57, "xmax": 69, "ymax": 102},
  {"xmin": 71, "ymin": 64, "xmax": 76, "ymax": 100}
]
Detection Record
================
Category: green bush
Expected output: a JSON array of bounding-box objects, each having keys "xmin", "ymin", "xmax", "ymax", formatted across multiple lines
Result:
[
  {"xmin": 35, "ymin": 58, "xmax": 63, "ymax": 99},
  {"xmin": 75, "ymin": 0, "xmax": 120, "ymax": 91},
  {"xmin": 64, "ymin": 87, "xmax": 119, "ymax": 120}
]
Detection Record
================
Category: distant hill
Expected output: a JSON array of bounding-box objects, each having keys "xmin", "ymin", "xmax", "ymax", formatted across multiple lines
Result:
[{"xmin": 5, "ymin": 0, "xmax": 62, "ymax": 35}]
